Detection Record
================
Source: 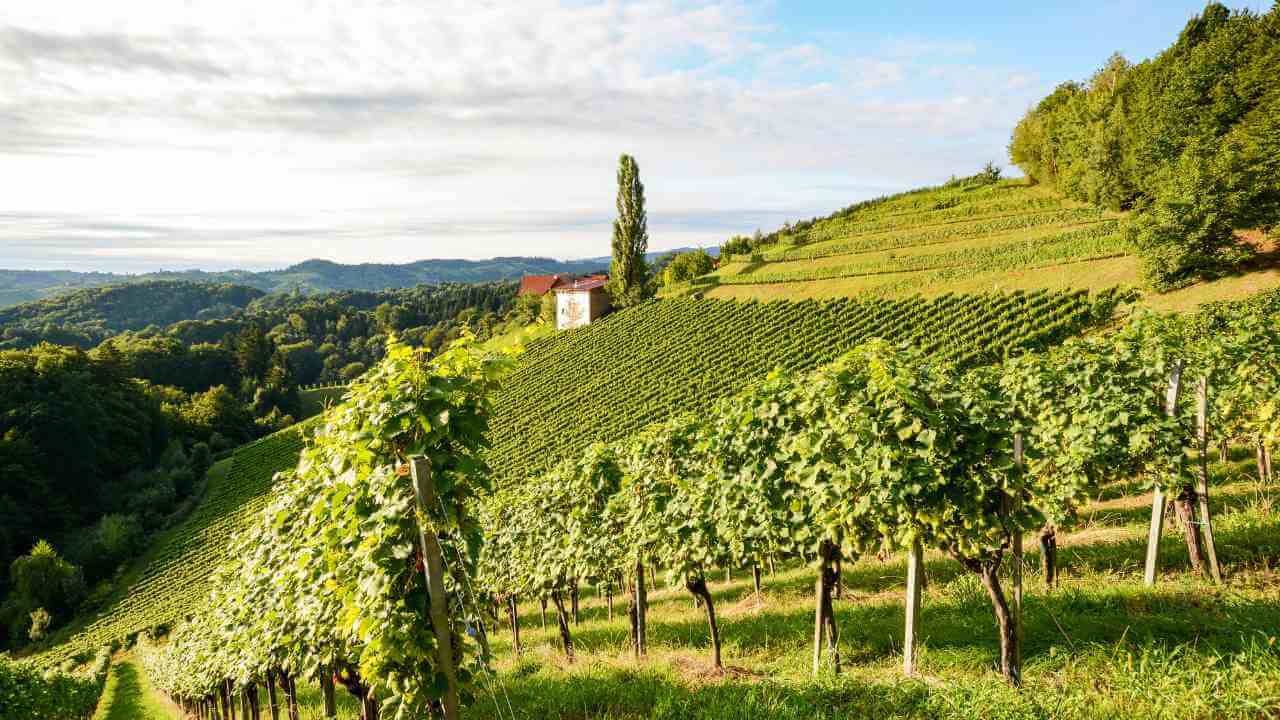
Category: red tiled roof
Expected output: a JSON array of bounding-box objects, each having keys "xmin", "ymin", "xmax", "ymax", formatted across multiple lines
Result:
[
  {"xmin": 553, "ymin": 274, "xmax": 609, "ymax": 292},
  {"xmin": 517, "ymin": 274, "xmax": 564, "ymax": 295}
]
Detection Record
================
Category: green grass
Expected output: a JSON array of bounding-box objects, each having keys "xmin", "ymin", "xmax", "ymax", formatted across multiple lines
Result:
[
  {"xmin": 299, "ymin": 385, "xmax": 347, "ymax": 419},
  {"xmin": 91, "ymin": 656, "xmax": 177, "ymax": 720}
]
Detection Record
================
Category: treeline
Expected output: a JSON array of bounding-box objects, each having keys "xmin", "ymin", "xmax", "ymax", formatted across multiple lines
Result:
[
  {"xmin": 1010, "ymin": 2, "xmax": 1280, "ymax": 288},
  {"xmin": 0, "ymin": 256, "xmax": 608, "ymax": 308}
]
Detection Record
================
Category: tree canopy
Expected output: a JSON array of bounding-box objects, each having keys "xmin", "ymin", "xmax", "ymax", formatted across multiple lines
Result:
[{"xmin": 1009, "ymin": 3, "xmax": 1280, "ymax": 288}]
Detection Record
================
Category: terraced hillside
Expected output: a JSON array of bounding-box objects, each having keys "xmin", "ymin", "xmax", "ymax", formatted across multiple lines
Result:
[
  {"xmin": 35, "ymin": 421, "xmax": 315, "ymax": 667},
  {"xmin": 695, "ymin": 179, "xmax": 1278, "ymax": 309}
]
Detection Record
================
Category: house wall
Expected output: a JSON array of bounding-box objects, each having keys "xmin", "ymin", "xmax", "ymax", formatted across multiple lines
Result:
[
  {"xmin": 587, "ymin": 287, "xmax": 611, "ymax": 322},
  {"xmin": 556, "ymin": 288, "xmax": 612, "ymax": 329},
  {"xmin": 556, "ymin": 291, "xmax": 588, "ymax": 329}
]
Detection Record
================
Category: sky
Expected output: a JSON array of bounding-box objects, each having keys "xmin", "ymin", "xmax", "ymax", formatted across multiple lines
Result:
[{"xmin": 0, "ymin": 0, "xmax": 1264, "ymax": 273}]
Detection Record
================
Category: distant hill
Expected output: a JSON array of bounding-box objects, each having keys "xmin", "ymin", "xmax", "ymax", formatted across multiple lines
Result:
[
  {"xmin": 0, "ymin": 281, "xmax": 266, "ymax": 346},
  {"xmin": 0, "ymin": 250, "xmax": 715, "ymax": 309}
]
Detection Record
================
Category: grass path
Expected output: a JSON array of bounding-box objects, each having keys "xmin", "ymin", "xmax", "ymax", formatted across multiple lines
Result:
[{"xmin": 92, "ymin": 656, "xmax": 179, "ymax": 720}]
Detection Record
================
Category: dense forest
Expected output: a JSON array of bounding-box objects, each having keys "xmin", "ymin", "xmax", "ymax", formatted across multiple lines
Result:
[
  {"xmin": 1009, "ymin": 2, "xmax": 1279, "ymax": 288},
  {"xmin": 0, "ymin": 279, "xmax": 523, "ymax": 648},
  {"xmin": 0, "ymin": 340, "xmax": 284, "ymax": 649}
]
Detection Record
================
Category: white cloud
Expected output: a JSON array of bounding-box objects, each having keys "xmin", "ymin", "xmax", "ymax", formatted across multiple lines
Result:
[{"xmin": 0, "ymin": 0, "xmax": 1043, "ymax": 271}]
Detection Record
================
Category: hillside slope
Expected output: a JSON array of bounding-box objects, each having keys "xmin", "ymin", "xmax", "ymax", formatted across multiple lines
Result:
[
  {"xmin": 35, "ymin": 422, "xmax": 314, "ymax": 667},
  {"xmin": 693, "ymin": 179, "xmax": 1278, "ymax": 311},
  {"xmin": 36, "ymin": 287, "xmax": 1116, "ymax": 665},
  {"xmin": 483, "ymin": 290, "xmax": 1114, "ymax": 483}
]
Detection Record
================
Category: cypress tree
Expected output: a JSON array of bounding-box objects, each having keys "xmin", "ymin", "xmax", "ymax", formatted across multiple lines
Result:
[{"xmin": 608, "ymin": 154, "xmax": 651, "ymax": 307}]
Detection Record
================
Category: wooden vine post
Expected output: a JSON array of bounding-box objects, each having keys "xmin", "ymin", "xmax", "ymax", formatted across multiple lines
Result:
[
  {"xmin": 507, "ymin": 595, "xmax": 522, "ymax": 655},
  {"xmin": 409, "ymin": 457, "xmax": 461, "ymax": 720},
  {"xmin": 1195, "ymin": 378, "xmax": 1223, "ymax": 584},
  {"xmin": 810, "ymin": 541, "xmax": 839, "ymax": 676},
  {"xmin": 1011, "ymin": 433, "xmax": 1024, "ymax": 682},
  {"xmin": 1144, "ymin": 360, "xmax": 1183, "ymax": 587},
  {"xmin": 635, "ymin": 559, "xmax": 648, "ymax": 657},
  {"xmin": 903, "ymin": 539, "xmax": 924, "ymax": 676}
]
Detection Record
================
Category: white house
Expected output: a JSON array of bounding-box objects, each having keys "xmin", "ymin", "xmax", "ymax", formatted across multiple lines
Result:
[{"xmin": 553, "ymin": 275, "xmax": 611, "ymax": 330}]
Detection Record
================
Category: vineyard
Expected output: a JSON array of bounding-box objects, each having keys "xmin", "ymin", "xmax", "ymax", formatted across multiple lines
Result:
[
  {"xmin": 130, "ymin": 290, "xmax": 1280, "ymax": 719},
  {"xmin": 712, "ymin": 222, "xmax": 1125, "ymax": 287},
  {"xmin": 33, "ymin": 421, "xmax": 316, "ymax": 668},
  {"xmin": 482, "ymin": 289, "xmax": 1118, "ymax": 484},
  {"xmin": 21, "ymin": 288, "xmax": 1115, "ymax": 675}
]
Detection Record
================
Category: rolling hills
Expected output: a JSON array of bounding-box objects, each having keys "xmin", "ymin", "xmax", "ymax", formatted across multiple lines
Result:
[
  {"xmin": 0, "ymin": 257, "xmax": 604, "ymax": 309},
  {"xmin": 32, "ymin": 174, "xmax": 1271, "ymax": 669},
  {"xmin": 34, "ymin": 288, "xmax": 1115, "ymax": 665}
]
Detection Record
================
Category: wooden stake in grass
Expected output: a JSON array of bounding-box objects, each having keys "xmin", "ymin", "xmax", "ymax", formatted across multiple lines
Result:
[
  {"xmin": 810, "ymin": 541, "xmax": 841, "ymax": 676},
  {"xmin": 752, "ymin": 563, "xmax": 762, "ymax": 599},
  {"xmin": 264, "ymin": 669, "xmax": 279, "ymax": 720},
  {"xmin": 635, "ymin": 558, "xmax": 648, "ymax": 657},
  {"xmin": 409, "ymin": 457, "xmax": 461, "ymax": 720},
  {"xmin": 508, "ymin": 595, "xmax": 522, "ymax": 656},
  {"xmin": 1144, "ymin": 360, "xmax": 1183, "ymax": 587},
  {"xmin": 1011, "ymin": 433, "xmax": 1024, "ymax": 677},
  {"xmin": 1196, "ymin": 378, "xmax": 1223, "ymax": 584},
  {"xmin": 903, "ymin": 540, "xmax": 924, "ymax": 676}
]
